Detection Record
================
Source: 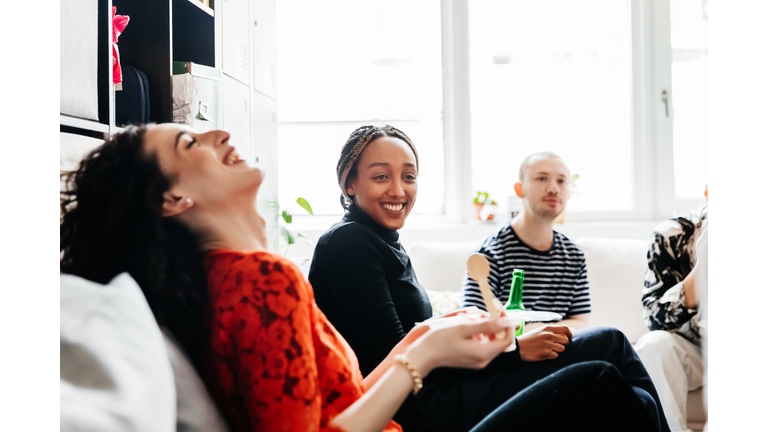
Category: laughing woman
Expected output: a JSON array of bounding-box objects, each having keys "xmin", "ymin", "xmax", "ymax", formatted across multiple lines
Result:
[
  {"xmin": 308, "ymin": 125, "xmax": 672, "ymax": 432},
  {"xmin": 60, "ymin": 124, "xmax": 531, "ymax": 432}
]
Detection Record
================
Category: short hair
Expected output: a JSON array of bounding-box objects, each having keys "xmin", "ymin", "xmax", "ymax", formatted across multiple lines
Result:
[{"xmin": 518, "ymin": 152, "xmax": 564, "ymax": 182}]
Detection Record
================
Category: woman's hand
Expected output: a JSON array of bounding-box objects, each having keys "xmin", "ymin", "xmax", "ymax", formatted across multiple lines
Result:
[
  {"xmin": 404, "ymin": 318, "xmax": 516, "ymax": 375},
  {"xmin": 438, "ymin": 306, "xmax": 486, "ymax": 319},
  {"xmin": 517, "ymin": 325, "xmax": 572, "ymax": 362},
  {"xmin": 419, "ymin": 307, "xmax": 488, "ymax": 326}
]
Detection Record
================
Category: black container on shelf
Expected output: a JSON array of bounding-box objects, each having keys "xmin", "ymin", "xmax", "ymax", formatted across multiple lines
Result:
[{"xmin": 115, "ymin": 65, "xmax": 152, "ymax": 126}]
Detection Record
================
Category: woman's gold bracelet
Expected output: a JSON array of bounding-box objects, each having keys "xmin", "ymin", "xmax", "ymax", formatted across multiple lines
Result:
[{"xmin": 393, "ymin": 354, "xmax": 423, "ymax": 395}]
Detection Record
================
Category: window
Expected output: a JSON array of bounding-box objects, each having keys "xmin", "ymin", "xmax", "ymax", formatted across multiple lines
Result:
[
  {"xmin": 276, "ymin": 0, "xmax": 444, "ymax": 216},
  {"xmin": 650, "ymin": 0, "xmax": 709, "ymax": 216},
  {"xmin": 275, "ymin": 0, "xmax": 708, "ymax": 224},
  {"xmin": 469, "ymin": 0, "xmax": 634, "ymax": 213},
  {"xmin": 670, "ymin": 0, "xmax": 708, "ymax": 200}
]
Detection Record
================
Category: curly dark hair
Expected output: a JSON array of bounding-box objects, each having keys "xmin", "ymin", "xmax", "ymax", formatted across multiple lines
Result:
[
  {"xmin": 60, "ymin": 125, "xmax": 209, "ymax": 368},
  {"xmin": 336, "ymin": 125, "xmax": 419, "ymax": 211}
]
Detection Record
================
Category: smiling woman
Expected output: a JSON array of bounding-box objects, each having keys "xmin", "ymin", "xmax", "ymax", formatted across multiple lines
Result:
[{"xmin": 344, "ymin": 135, "xmax": 419, "ymax": 230}]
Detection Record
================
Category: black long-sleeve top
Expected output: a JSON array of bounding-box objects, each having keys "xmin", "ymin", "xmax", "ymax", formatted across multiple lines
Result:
[{"xmin": 308, "ymin": 204, "xmax": 433, "ymax": 376}]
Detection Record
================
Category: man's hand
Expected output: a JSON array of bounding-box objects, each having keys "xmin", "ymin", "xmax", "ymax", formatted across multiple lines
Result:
[
  {"xmin": 523, "ymin": 314, "xmax": 590, "ymax": 334},
  {"xmin": 517, "ymin": 325, "xmax": 572, "ymax": 362}
]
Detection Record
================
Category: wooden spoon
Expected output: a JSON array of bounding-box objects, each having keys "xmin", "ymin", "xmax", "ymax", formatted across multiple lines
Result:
[{"xmin": 466, "ymin": 253, "xmax": 500, "ymax": 319}]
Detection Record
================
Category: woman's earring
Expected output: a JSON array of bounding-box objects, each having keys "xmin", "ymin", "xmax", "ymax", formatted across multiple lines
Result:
[{"xmin": 185, "ymin": 198, "xmax": 193, "ymax": 205}]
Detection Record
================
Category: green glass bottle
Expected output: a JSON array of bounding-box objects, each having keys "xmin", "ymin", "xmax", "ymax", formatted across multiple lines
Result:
[{"xmin": 504, "ymin": 269, "xmax": 525, "ymax": 337}]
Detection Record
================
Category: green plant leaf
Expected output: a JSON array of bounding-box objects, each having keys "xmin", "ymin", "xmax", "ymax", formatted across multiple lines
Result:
[
  {"xmin": 570, "ymin": 174, "xmax": 580, "ymax": 186},
  {"xmin": 473, "ymin": 191, "xmax": 489, "ymax": 204},
  {"xmin": 281, "ymin": 209, "xmax": 292, "ymax": 224},
  {"xmin": 296, "ymin": 197, "xmax": 314, "ymax": 215},
  {"xmin": 280, "ymin": 225, "xmax": 295, "ymax": 244}
]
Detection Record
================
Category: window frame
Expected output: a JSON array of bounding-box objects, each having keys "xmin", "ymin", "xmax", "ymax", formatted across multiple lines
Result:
[
  {"xmin": 449, "ymin": 0, "xmax": 656, "ymax": 223},
  {"xmin": 649, "ymin": 0, "xmax": 709, "ymax": 218},
  {"xmin": 284, "ymin": 0, "xmax": 707, "ymax": 226}
]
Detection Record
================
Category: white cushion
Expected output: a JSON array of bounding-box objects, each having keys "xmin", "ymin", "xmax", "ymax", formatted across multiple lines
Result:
[
  {"xmin": 60, "ymin": 273, "xmax": 176, "ymax": 432},
  {"xmin": 574, "ymin": 237, "xmax": 650, "ymax": 344},
  {"xmin": 424, "ymin": 288, "xmax": 464, "ymax": 316},
  {"xmin": 408, "ymin": 241, "xmax": 479, "ymax": 292}
]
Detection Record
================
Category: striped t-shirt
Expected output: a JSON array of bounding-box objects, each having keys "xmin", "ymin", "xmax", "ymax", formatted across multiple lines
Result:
[{"xmin": 461, "ymin": 223, "xmax": 591, "ymax": 320}]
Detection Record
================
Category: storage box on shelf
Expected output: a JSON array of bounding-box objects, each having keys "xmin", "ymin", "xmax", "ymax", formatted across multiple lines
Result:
[{"xmin": 60, "ymin": 0, "xmax": 114, "ymax": 137}]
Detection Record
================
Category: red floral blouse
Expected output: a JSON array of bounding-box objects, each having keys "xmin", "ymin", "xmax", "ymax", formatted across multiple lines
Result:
[{"xmin": 201, "ymin": 249, "xmax": 401, "ymax": 432}]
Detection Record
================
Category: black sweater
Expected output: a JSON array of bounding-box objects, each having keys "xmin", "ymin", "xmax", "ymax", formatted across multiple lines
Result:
[{"xmin": 308, "ymin": 204, "xmax": 433, "ymax": 376}]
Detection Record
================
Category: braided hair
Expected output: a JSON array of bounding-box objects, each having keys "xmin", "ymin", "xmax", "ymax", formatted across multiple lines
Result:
[
  {"xmin": 336, "ymin": 125, "xmax": 419, "ymax": 211},
  {"xmin": 60, "ymin": 125, "xmax": 209, "ymax": 369}
]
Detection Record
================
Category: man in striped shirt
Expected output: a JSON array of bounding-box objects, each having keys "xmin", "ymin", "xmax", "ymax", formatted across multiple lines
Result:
[{"xmin": 461, "ymin": 152, "xmax": 591, "ymax": 332}]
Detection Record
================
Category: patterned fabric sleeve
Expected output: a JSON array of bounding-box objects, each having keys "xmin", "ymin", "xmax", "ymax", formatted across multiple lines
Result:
[
  {"xmin": 205, "ymin": 253, "xmax": 403, "ymax": 432},
  {"xmin": 641, "ymin": 217, "xmax": 699, "ymax": 332},
  {"xmin": 224, "ymin": 257, "xmax": 325, "ymax": 431}
]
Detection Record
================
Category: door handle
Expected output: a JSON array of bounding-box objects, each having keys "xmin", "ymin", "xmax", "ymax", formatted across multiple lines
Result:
[
  {"xmin": 196, "ymin": 101, "xmax": 213, "ymax": 121},
  {"xmin": 661, "ymin": 90, "xmax": 669, "ymax": 117}
]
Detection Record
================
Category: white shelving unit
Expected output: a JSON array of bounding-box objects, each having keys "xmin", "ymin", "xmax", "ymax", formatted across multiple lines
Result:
[{"xmin": 60, "ymin": 0, "xmax": 280, "ymax": 249}]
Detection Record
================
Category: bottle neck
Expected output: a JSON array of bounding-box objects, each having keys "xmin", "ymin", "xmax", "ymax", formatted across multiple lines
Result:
[{"xmin": 505, "ymin": 277, "xmax": 525, "ymax": 310}]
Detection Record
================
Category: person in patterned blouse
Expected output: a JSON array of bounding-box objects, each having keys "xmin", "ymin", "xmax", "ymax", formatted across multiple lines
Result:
[{"xmin": 635, "ymin": 196, "xmax": 708, "ymax": 432}]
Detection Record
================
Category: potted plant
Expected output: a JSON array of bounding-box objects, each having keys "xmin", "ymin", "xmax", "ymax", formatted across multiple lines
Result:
[
  {"xmin": 473, "ymin": 191, "xmax": 497, "ymax": 221},
  {"xmin": 554, "ymin": 174, "xmax": 579, "ymax": 223}
]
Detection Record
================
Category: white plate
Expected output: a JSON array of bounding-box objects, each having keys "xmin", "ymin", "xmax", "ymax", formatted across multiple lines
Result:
[
  {"xmin": 416, "ymin": 310, "xmax": 562, "ymax": 330},
  {"xmin": 501, "ymin": 311, "xmax": 562, "ymax": 322}
]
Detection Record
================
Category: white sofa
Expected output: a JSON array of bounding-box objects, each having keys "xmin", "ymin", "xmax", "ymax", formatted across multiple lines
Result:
[{"xmin": 407, "ymin": 236, "xmax": 706, "ymax": 431}]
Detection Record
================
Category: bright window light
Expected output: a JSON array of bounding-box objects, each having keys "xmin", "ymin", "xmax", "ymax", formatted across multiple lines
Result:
[
  {"xmin": 671, "ymin": 0, "xmax": 708, "ymax": 200},
  {"xmin": 276, "ymin": 0, "xmax": 444, "ymax": 216},
  {"xmin": 469, "ymin": 0, "xmax": 634, "ymax": 213}
]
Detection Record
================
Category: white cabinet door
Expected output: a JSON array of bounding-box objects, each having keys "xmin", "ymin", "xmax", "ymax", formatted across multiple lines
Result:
[
  {"xmin": 252, "ymin": 0, "xmax": 276, "ymax": 98},
  {"xmin": 252, "ymin": 90, "xmax": 279, "ymax": 249},
  {"xmin": 222, "ymin": 0, "xmax": 250, "ymax": 85},
  {"xmin": 221, "ymin": 75, "xmax": 252, "ymax": 164}
]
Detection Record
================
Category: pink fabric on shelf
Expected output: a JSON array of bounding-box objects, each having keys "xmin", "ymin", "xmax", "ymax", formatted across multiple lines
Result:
[{"xmin": 112, "ymin": 6, "xmax": 129, "ymax": 85}]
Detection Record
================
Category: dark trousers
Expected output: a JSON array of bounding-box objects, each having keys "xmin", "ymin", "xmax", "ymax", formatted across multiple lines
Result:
[{"xmin": 394, "ymin": 327, "xmax": 671, "ymax": 432}]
